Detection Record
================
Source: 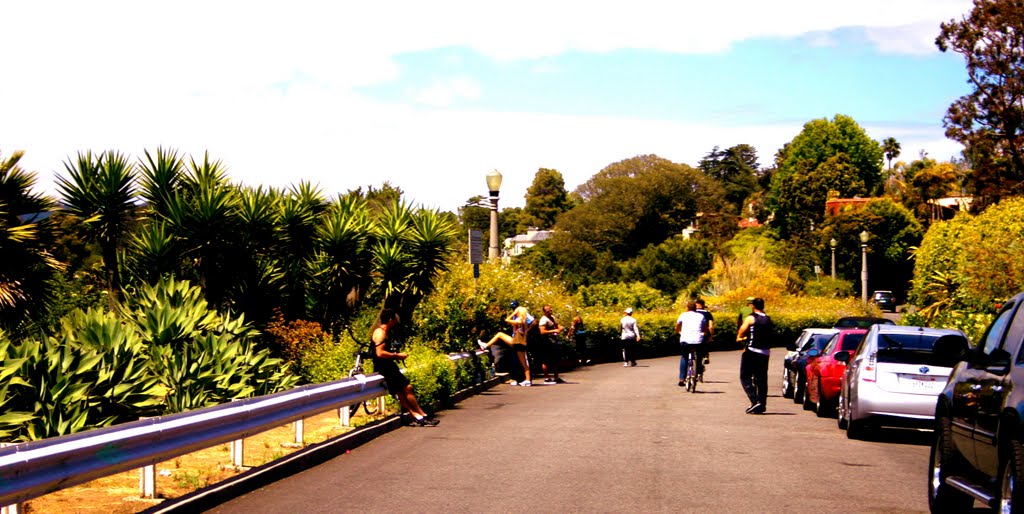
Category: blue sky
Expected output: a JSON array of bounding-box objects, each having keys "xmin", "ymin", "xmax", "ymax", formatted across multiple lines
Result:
[{"xmin": 2, "ymin": 1, "xmax": 974, "ymax": 213}]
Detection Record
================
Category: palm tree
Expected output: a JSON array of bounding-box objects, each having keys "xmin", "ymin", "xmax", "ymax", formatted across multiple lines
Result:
[
  {"xmin": 882, "ymin": 137, "xmax": 901, "ymax": 171},
  {"xmin": 56, "ymin": 150, "xmax": 137, "ymax": 309},
  {"xmin": 0, "ymin": 149, "xmax": 59, "ymax": 324}
]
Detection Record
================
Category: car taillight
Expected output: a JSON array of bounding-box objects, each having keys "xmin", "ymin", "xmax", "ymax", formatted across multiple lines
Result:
[{"xmin": 861, "ymin": 352, "xmax": 877, "ymax": 383}]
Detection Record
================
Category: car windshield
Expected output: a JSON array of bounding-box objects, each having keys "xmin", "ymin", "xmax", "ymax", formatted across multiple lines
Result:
[
  {"xmin": 840, "ymin": 333, "xmax": 866, "ymax": 351},
  {"xmin": 835, "ymin": 317, "xmax": 894, "ymax": 328},
  {"xmin": 805, "ymin": 333, "xmax": 833, "ymax": 352},
  {"xmin": 876, "ymin": 333, "xmax": 969, "ymax": 367}
]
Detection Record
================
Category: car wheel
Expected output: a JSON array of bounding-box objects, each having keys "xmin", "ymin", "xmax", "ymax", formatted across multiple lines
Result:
[
  {"xmin": 802, "ymin": 380, "xmax": 815, "ymax": 411},
  {"xmin": 837, "ymin": 390, "xmax": 848, "ymax": 430},
  {"xmin": 928, "ymin": 416, "xmax": 973, "ymax": 512},
  {"xmin": 815, "ymin": 379, "xmax": 831, "ymax": 417},
  {"xmin": 782, "ymin": 370, "xmax": 794, "ymax": 399},
  {"xmin": 846, "ymin": 417, "xmax": 873, "ymax": 440},
  {"xmin": 793, "ymin": 374, "xmax": 805, "ymax": 404},
  {"xmin": 999, "ymin": 439, "xmax": 1024, "ymax": 514}
]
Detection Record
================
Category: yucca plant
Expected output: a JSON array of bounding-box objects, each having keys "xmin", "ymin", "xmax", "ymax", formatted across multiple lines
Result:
[{"xmin": 56, "ymin": 150, "xmax": 138, "ymax": 309}]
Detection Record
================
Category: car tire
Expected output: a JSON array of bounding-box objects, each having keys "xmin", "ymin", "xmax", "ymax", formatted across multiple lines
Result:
[
  {"xmin": 793, "ymin": 374, "xmax": 805, "ymax": 404},
  {"xmin": 782, "ymin": 370, "xmax": 794, "ymax": 399},
  {"xmin": 803, "ymin": 380, "xmax": 815, "ymax": 411},
  {"xmin": 815, "ymin": 379, "xmax": 831, "ymax": 417},
  {"xmin": 999, "ymin": 439, "xmax": 1024, "ymax": 513},
  {"xmin": 837, "ymin": 390, "xmax": 848, "ymax": 429},
  {"xmin": 927, "ymin": 416, "xmax": 973, "ymax": 512},
  {"xmin": 846, "ymin": 417, "xmax": 872, "ymax": 440}
]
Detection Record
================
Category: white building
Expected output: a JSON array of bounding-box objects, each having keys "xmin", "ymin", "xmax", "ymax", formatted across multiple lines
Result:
[{"xmin": 504, "ymin": 227, "xmax": 553, "ymax": 257}]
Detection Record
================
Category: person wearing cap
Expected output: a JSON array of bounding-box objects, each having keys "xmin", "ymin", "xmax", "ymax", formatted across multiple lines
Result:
[
  {"xmin": 619, "ymin": 307, "xmax": 641, "ymax": 367},
  {"xmin": 478, "ymin": 300, "xmax": 535, "ymax": 386},
  {"xmin": 736, "ymin": 297, "xmax": 755, "ymax": 329}
]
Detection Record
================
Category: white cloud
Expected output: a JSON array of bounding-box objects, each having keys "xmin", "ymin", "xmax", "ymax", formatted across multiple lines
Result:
[{"xmin": 412, "ymin": 77, "xmax": 482, "ymax": 106}]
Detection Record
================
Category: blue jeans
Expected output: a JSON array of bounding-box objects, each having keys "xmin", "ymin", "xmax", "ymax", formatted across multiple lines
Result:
[{"xmin": 679, "ymin": 345, "xmax": 700, "ymax": 380}]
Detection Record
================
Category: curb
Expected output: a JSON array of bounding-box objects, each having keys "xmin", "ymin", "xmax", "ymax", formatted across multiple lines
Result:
[{"xmin": 147, "ymin": 375, "xmax": 504, "ymax": 513}]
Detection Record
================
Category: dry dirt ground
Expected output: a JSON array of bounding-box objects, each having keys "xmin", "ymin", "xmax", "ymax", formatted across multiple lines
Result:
[{"xmin": 22, "ymin": 404, "xmax": 393, "ymax": 514}]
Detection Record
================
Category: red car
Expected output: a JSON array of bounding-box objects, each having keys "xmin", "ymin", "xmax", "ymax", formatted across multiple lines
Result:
[{"xmin": 805, "ymin": 328, "xmax": 867, "ymax": 418}]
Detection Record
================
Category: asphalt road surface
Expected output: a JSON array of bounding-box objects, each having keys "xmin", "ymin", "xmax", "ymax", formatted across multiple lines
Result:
[{"xmin": 206, "ymin": 348, "xmax": 940, "ymax": 513}]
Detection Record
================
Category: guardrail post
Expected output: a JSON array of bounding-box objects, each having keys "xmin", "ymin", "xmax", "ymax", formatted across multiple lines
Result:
[
  {"xmin": 340, "ymin": 405, "xmax": 352, "ymax": 427},
  {"xmin": 139, "ymin": 464, "xmax": 156, "ymax": 498},
  {"xmin": 230, "ymin": 438, "xmax": 244, "ymax": 468},
  {"xmin": 293, "ymin": 418, "xmax": 303, "ymax": 444},
  {"xmin": 0, "ymin": 444, "xmax": 18, "ymax": 513}
]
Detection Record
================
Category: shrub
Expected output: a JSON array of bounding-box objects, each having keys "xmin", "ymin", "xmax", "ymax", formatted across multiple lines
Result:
[
  {"xmin": 804, "ymin": 277, "xmax": 854, "ymax": 298},
  {"xmin": 576, "ymin": 282, "xmax": 673, "ymax": 310}
]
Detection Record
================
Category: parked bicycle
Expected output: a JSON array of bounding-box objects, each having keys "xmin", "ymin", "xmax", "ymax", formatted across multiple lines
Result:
[{"xmin": 346, "ymin": 328, "xmax": 384, "ymax": 418}]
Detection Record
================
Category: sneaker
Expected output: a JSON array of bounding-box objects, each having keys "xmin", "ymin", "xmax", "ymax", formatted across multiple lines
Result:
[
  {"xmin": 630, "ymin": 361, "xmax": 638, "ymax": 367},
  {"xmin": 678, "ymin": 380, "xmax": 686, "ymax": 387},
  {"xmin": 477, "ymin": 340, "xmax": 488, "ymax": 350},
  {"xmin": 703, "ymin": 357, "xmax": 711, "ymax": 365},
  {"xmin": 553, "ymin": 378, "xmax": 566, "ymax": 384},
  {"xmin": 623, "ymin": 362, "xmax": 630, "ymax": 367},
  {"xmin": 697, "ymin": 374, "xmax": 704, "ymax": 383},
  {"xmin": 507, "ymin": 380, "xmax": 519, "ymax": 386},
  {"xmin": 413, "ymin": 417, "xmax": 440, "ymax": 427},
  {"xmin": 520, "ymin": 380, "xmax": 532, "ymax": 387},
  {"xmin": 745, "ymin": 402, "xmax": 765, "ymax": 414},
  {"xmin": 543, "ymin": 378, "xmax": 554, "ymax": 383}
]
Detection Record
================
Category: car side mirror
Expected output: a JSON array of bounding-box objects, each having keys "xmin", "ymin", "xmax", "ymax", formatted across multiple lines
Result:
[
  {"xmin": 985, "ymin": 348, "xmax": 1012, "ymax": 375},
  {"xmin": 834, "ymin": 352, "xmax": 849, "ymax": 363}
]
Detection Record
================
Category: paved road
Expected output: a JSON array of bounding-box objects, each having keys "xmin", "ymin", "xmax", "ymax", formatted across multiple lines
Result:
[{"xmin": 208, "ymin": 349, "xmax": 938, "ymax": 513}]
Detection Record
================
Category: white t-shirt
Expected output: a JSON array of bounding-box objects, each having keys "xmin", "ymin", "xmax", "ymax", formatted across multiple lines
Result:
[{"xmin": 676, "ymin": 310, "xmax": 706, "ymax": 345}]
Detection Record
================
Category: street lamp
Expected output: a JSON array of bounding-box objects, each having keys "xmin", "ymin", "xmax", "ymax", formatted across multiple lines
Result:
[
  {"xmin": 485, "ymin": 170, "xmax": 503, "ymax": 260},
  {"xmin": 829, "ymin": 238, "xmax": 837, "ymax": 280},
  {"xmin": 860, "ymin": 231, "xmax": 870, "ymax": 303}
]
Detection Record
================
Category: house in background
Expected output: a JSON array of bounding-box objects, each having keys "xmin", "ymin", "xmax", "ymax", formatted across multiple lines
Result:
[{"xmin": 504, "ymin": 227, "xmax": 553, "ymax": 257}]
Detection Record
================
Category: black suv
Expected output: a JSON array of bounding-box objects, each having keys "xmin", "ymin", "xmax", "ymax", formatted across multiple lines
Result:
[
  {"xmin": 871, "ymin": 290, "xmax": 897, "ymax": 312},
  {"xmin": 929, "ymin": 291, "xmax": 1024, "ymax": 512}
]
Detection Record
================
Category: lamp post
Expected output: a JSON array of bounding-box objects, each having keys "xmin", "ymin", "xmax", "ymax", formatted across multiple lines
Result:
[
  {"xmin": 860, "ymin": 231, "xmax": 869, "ymax": 303},
  {"xmin": 485, "ymin": 170, "xmax": 503, "ymax": 260},
  {"xmin": 830, "ymin": 238, "xmax": 837, "ymax": 280}
]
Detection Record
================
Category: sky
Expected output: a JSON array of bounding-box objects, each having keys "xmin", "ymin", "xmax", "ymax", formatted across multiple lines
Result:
[{"xmin": 2, "ymin": 1, "xmax": 975, "ymax": 213}]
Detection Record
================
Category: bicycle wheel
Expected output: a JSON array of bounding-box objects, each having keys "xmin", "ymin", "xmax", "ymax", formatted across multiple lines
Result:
[
  {"xmin": 362, "ymin": 397, "xmax": 382, "ymax": 415},
  {"xmin": 686, "ymin": 353, "xmax": 698, "ymax": 393}
]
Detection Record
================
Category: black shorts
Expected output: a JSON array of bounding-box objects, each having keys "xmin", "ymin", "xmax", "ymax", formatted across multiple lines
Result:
[{"xmin": 373, "ymin": 358, "xmax": 409, "ymax": 394}]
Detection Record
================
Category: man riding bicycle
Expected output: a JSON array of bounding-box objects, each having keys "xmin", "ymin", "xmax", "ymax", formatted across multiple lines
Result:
[{"xmin": 675, "ymin": 301, "xmax": 708, "ymax": 388}]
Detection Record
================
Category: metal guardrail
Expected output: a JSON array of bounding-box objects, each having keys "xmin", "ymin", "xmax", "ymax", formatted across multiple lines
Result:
[{"xmin": 0, "ymin": 350, "xmax": 488, "ymax": 507}]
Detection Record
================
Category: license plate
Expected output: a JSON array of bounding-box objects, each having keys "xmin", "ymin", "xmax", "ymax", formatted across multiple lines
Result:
[{"xmin": 904, "ymin": 375, "xmax": 940, "ymax": 390}]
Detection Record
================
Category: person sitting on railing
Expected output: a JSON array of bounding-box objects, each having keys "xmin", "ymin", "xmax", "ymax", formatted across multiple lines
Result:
[
  {"xmin": 372, "ymin": 308, "xmax": 439, "ymax": 427},
  {"xmin": 478, "ymin": 300, "xmax": 534, "ymax": 386}
]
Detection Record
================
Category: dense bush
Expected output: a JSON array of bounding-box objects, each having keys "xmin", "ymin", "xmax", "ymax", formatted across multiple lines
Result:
[
  {"xmin": 803, "ymin": 277, "xmax": 855, "ymax": 298},
  {"xmin": 910, "ymin": 198, "xmax": 1024, "ymax": 326},
  {"xmin": 575, "ymin": 282, "xmax": 673, "ymax": 310}
]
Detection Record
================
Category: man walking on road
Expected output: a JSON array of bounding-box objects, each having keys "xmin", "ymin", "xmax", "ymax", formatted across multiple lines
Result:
[
  {"xmin": 736, "ymin": 298, "xmax": 773, "ymax": 414},
  {"xmin": 620, "ymin": 307, "xmax": 640, "ymax": 367}
]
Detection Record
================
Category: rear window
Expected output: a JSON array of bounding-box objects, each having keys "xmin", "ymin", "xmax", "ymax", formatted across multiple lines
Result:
[
  {"xmin": 840, "ymin": 333, "xmax": 866, "ymax": 351},
  {"xmin": 876, "ymin": 333, "xmax": 969, "ymax": 367}
]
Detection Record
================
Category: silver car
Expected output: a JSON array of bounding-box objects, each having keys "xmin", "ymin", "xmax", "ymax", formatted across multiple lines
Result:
[{"xmin": 836, "ymin": 324, "xmax": 969, "ymax": 439}]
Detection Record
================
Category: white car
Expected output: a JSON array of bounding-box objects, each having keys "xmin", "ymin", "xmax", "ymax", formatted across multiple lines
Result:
[{"xmin": 836, "ymin": 324, "xmax": 969, "ymax": 439}]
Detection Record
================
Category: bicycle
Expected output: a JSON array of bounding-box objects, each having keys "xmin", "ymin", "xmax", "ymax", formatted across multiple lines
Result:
[
  {"xmin": 683, "ymin": 347, "xmax": 699, "ymax": 393},
  {"xmin": 346, "ymin": 330, "xmax": 383, "ymax": 418}
]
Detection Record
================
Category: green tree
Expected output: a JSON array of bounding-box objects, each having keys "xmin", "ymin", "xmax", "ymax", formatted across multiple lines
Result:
[
  {"xmin": 882, "ymin": 137, "xmax": 901, "ymax": 171},
  {"xmin": 937, "ymin": 0, "xmax": 1024, "ymax": 207},
  {"xmin": 524, "ymin": 168, "xmax": 573, "ymax": 229},
  {"xmin": 0, "ymin": 149, "xmax": 59, "ymax": 330},
  {"xmin": 56, "ymin": 150, "xmax": 139, "ymax": 309},
  {"xmin": 560, "ymin": 154, "xmax": 715, "ymax": 260},
  {"xmin": 622, "ymin": 236, "xmax": 714, "ymax": 296},
  {"xmin": 698, "ymin": 144, "xmax": 760, "ymax": 214},
  {"xmin": 819, "ymin": 198, "xmax": 923, "ymax": 301},
  {"xmin": 768, "ymin": 115, "xmax": 883, "ymax": 237}
]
